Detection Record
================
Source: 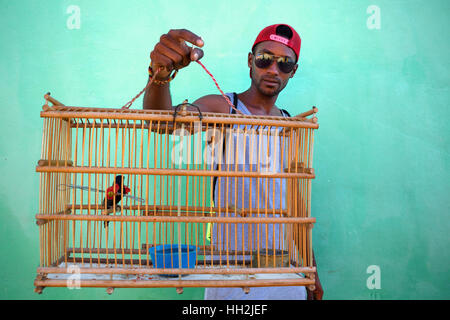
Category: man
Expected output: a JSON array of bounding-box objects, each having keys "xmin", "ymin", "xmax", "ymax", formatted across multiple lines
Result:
[{"xmin": 143, "ymin": 24, "xmax": 323, "ymax": 300}]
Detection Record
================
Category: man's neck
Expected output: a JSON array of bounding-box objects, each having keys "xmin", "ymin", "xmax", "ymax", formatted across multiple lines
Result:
[{"xmin": 238, "ymin": 86, "xmax": 279, "ymax": 115}]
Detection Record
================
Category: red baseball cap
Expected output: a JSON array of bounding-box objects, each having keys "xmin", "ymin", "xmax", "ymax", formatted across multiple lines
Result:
[{"xmin": 252, "ymin": 24, "xmax": 301, "ymax": 62}]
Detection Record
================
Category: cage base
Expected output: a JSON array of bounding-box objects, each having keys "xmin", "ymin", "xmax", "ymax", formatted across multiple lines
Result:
[{"xmin": 34, "ymin": 262, "xmax": 315, "ymax": 293}]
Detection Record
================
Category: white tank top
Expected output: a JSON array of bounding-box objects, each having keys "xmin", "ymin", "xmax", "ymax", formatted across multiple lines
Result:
[
  {"xmin": 205, "ymin": 93, "xmax": 307, "ymax": 300},
  {"xmin": 212, "ymin": 92, "xmax": 290, "ymax": 252}
]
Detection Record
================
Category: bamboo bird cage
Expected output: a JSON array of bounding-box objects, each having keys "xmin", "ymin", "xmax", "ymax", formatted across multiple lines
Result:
[{"xmin": 34, "ymin": 93, "xmax": 319, "ymax": 295}]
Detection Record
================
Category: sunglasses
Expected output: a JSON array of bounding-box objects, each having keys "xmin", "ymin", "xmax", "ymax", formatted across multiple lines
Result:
[{"xmin": 253, "ymin": 52, "xmax": 296, "ymax": 73}]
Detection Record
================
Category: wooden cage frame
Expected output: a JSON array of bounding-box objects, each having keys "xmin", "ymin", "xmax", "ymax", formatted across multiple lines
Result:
[{"xmin": 34, "ymin": 93, "xmax": 319, "ymax": 295}]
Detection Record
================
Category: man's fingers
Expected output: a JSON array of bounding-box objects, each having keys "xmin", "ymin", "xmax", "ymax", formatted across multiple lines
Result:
[
  {"xmin": 154, "ymin": 43, "xmax": 184, "ymax": 68},
  {"xmin": 150, "ymin": 51, "xmax": 172, "ymax": 68},
  {"xmin": 168, "ymin": 29, "xmax": 204, "ymax": 47},
  {"xmin": 160, "ymin": 34, "xmax": 190, "ymax": 57},
  {"xmin": 160, "ymin": 35, "xmax": 191, "ymax": 66},
  {"xmin": 190, "ymin": 47, "xmax": 204, "ymax": 61},
  {"xmin": 150, "ymin": 29, "xmax": 204, "ymax": 74}
]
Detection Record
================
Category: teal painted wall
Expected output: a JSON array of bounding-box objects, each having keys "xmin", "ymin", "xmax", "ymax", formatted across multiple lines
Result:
[{"xmin": 0, "ymin": 0, "xmax": 448, "ymax": 300}]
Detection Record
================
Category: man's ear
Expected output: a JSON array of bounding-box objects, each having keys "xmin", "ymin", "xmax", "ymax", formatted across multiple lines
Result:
[
  {"xmin": 290, "ymin": 63, "xmax": 299, "ymax": 78},
  {"xmin": 248, "ymin": 52, "xmax": 253, "ymax": 78},
  {"xmin": 248, "ymin": 52, "xmax": 253, "ymax": 68}
]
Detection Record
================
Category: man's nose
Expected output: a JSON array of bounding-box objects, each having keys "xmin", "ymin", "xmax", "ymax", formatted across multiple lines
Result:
[{"xmin": 266, "ymin": 60, "xmax": 280, "ymax": 75}]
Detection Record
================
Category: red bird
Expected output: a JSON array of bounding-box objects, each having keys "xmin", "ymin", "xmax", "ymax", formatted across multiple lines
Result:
[{"xmin": 102, "ymin": 175, "xmax": 130, "ymax": 227}]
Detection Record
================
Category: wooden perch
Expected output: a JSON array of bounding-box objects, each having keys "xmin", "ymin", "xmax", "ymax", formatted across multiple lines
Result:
[
  {"xmin": 294, "ymin": 106, "xmax": 318, "ymax": 118},
  {"xmin": 42, "ymin": 92, "xmax": 66, "ymax": 111},
  {"xmin": 38, "ymin": 159, "xmax": 73, "ymax": 167},
  {"xmin": 36, "ymin": 208, "xmax": 72, "ymax": 226}
]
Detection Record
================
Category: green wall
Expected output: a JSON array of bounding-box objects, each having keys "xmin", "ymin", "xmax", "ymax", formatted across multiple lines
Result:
[{"xmin": 0, "ymin": 0, "xmax": 448, "ymax": 300}]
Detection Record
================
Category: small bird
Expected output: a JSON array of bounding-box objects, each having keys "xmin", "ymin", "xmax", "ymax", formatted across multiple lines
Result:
[{"xmin": 102, "ymin": 175, "xmax": 130, "ymax": 227}]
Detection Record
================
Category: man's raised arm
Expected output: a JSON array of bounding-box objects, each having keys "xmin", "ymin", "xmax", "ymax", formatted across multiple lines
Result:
[{"xmin": 143, "ymin": 29, "xmax": 204, "ymax": 111}]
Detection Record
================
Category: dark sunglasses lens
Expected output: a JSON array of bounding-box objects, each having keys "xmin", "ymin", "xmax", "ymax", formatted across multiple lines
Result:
[
  {"xmin": 278, "ymin": 61, "xmax": 295, "ymax": 73},
  {"xmin": 255, "ymin": 56, "xmax": 273, "ymax": 69},
  {"xmin": 255, "ymin": 54, "xmax": 295, "ymax": 73}
]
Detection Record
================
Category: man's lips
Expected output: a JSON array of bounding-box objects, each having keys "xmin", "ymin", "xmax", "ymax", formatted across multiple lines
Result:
[{"xmin": 261, "ymin": 78, "xmax": 280, "ymax": 85}]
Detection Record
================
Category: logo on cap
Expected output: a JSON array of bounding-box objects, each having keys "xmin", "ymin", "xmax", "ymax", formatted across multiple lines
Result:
[{"xmin": 269, "ymin": 34, "xmax": 289, "ymax": 45}]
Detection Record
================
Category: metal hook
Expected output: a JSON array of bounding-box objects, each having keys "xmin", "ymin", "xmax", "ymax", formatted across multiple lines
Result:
[{"xmin": 172, "ymin": 100, "xmax": 203, "ymax": 130}]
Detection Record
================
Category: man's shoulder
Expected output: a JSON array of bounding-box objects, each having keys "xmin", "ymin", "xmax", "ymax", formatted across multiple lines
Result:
[{"xmin": 193, "ymin": 94, "xmax": 231, "ymax": 114}]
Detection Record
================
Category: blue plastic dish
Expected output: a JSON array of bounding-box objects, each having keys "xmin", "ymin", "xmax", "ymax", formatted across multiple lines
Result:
[{"xmin": 149, "ymin": 244, "xmax": 197, "ymax": 276}]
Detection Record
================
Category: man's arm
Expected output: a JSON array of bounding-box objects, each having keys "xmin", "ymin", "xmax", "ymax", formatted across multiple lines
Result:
[
  {"xmin": 143, "ymin": 80, "xmax": 172, "ymax": 111},
  {"xmin": 143, "ymin": 29, "xmax": 204, "ymax": 111},
  {"xmin": 143, "ymin": 83, "xmax": 230, "ymax": 114},
  {"xmin": 143, "ymin": 29, "xmax": 229, "ymax": 114}
]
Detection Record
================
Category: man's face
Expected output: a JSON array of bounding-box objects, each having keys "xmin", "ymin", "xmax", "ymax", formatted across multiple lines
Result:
[{"xmin": 249, "ymin": 41, "xmax": 298, "ymax": 97}]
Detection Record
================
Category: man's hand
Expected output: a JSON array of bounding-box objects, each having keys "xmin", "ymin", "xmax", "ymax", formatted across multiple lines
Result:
[
  {"xmin": 307, "ymin": 250, "xmax": 324, "ymax": 300},
  {"xmin": 150, "ymin": 29, "xmax": 204, "ymax": 80},
  {"xmin": 307, "ymin": 272, "xmax": 324, "ymax": 300}
]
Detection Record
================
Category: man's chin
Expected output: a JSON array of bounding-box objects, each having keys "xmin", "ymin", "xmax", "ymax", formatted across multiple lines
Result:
[{"xmin": 259, "ymin": 87, "xmax": 280, "ymax": 97}]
